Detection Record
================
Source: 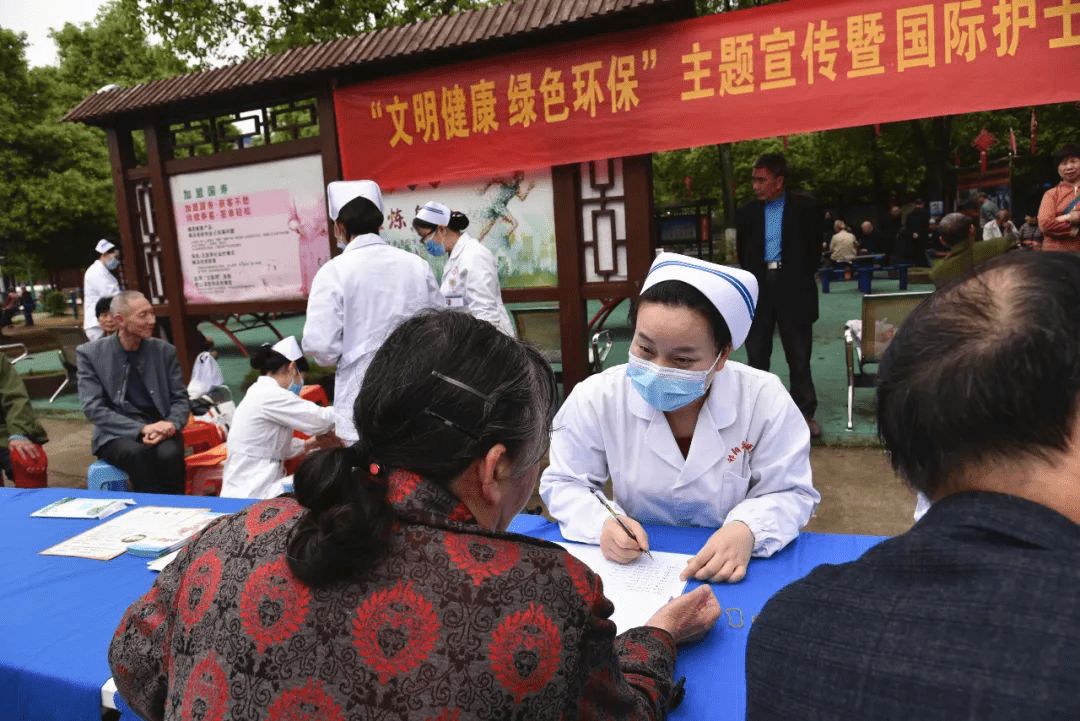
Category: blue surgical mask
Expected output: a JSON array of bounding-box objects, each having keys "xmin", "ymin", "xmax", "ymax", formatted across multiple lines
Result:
[
  {"xmin": 425, "ymin": 239, "xmax": 444, "ymax": 256},
  {"xmin": 626, "ymin": 352, "xmax": 722, "ymax": 412},
  {"xmin": 288, "ymin": 380, "xmax": 303, "ymax": 395},
  {"xmin": 105, "ymin": 257, "xmax": 120, "ymax": 270}
]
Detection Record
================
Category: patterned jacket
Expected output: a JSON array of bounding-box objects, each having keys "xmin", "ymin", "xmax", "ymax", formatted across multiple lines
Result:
[{"xmin": 109, "ymin": 471, "xmax": 680, "ymax": 721}]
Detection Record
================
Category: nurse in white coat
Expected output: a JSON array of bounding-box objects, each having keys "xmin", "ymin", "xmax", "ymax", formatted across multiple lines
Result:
[
  {"xmin": 413, "ymin": 201, "xmax": 516, "ymax": 337},
  {"xmin": 540, "ymin": 252, "xmax": 819, "ymax": 583},
  {"xmin": 221, "ymin": 337, "xmax": 338, "ymax": 499},
  {"xmin": 83, "ymin": 239, "xmax": 121, "ymax": 341},
  {"xmin": 303, "ymin": 181, "xmax": 443, "ymax": 442}
]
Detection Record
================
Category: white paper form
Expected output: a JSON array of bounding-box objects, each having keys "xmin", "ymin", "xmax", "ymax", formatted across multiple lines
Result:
[
  {"xmin": 40, "ymin": 506, "xmax": 212, "ymax": 561},
  {"xmin": 557, "ymin": 542, "xmax": 692, "ymax": 634}
]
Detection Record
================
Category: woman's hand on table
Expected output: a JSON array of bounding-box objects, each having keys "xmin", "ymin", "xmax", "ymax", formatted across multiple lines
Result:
[
  {"xmin": 645, "ymin": 585, "xmax": 722, "ymax": 644},
  {"xmin": 601, "ymin": 516, "xmax": 650, "ymax": 564},
  {"xmin": 680, "ymin": 522, "xmax": 754, "ymax": 583}
]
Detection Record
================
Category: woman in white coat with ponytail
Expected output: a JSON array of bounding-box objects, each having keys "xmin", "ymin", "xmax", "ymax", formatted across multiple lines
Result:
[
  {"xmin": 221, "ymin": 337, "xmax": 339, "ymax": 499},
  {"xmin": 414, "ymin": 201, "xmax": 516, "ymax": 337}
]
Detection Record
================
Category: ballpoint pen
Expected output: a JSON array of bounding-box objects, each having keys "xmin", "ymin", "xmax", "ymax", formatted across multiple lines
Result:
[{"xmin": 590, "ymin": 487, "xmax": 652, "ymax": 559}]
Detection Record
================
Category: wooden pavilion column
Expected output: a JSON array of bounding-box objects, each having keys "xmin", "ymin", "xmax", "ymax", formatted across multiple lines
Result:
[
  {"xmin": 143, "ymin": 121, "xmax": 197, "ymax": 380},
  {"xmin": 552, "ymin": 163, "xmax": 587, "ymax": 395},
  {"xmin": 105, "ymin": 127, "xmax": 142, "ymax": 292}
]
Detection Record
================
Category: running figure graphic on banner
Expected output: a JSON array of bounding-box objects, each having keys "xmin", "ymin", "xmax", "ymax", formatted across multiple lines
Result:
[{"xmin": 477, "ymin": 171, "xmax": 535, "ymax": 246}]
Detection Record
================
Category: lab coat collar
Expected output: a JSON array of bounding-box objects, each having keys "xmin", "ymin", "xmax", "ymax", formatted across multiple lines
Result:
[
  {"xmin": 448, "ymin": 232, "xmax": 472, "ymax": 261},
  {"xmin": 343, "ymin": 233, "xmax": 387, "ymax": 253}
]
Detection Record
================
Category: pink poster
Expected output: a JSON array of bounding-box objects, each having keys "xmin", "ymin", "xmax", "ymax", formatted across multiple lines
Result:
[{"xmin": 170, "ymin": 155, "xmax": 329, "ymax": 303}]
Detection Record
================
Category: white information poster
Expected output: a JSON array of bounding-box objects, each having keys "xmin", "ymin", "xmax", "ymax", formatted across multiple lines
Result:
[
  {"xmin": 171, "ymin": 155, "xmax": 329, "ymax": 303},
  {"xmin": 381, "ymin": 169, "xmax": 558, "ymax": 288}
]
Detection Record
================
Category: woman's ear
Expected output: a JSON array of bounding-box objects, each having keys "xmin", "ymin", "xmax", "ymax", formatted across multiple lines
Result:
[
  {"xmin": 714, "ymin": 344, "xmax": 733, "ymax": 373},
  {"xmin": 478, "ymin": 443, "xmax": 510, "ymax": 506}
]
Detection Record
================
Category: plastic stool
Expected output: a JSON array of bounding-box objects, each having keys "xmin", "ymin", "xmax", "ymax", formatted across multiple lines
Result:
[
  {"xmin": 87, "ymin": 460, "xmax": 130, "ymax": 492},
  {"xmin": 11, "ymin": 445, "xmax": 48, "ymax": 488}
]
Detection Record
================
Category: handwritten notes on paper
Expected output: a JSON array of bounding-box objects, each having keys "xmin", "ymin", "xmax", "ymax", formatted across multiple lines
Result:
[{"xmin": 557, "ymin": 541, "xmax": 692, "ymax": 634}]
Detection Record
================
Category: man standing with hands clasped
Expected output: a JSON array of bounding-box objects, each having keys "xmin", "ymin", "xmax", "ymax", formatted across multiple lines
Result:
[
  {"xmin": 77, "ymin": 291, "xmax": 189, "ymax": 494},
  {"xmin": 736, "ymin": 153, "xmax": 824, "ymax": 438}
]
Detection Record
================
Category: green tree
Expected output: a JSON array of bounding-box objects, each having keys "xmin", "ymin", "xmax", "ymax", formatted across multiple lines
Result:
[
  {"xmin": 0, "ymin": 3, "xmax": 189, "ymax": 274},
  {"xmin": 124, "ymin": 0, "xmax": 499, "ymax": 67}
]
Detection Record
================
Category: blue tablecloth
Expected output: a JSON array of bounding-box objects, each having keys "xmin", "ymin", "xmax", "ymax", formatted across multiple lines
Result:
[
  {"xmin": 0, "ymin": 487, "xmax": 257, "ymax": 721},
  {"xmin": 0, "ymin": 488, "xmax": 884, "ymax": 721}
]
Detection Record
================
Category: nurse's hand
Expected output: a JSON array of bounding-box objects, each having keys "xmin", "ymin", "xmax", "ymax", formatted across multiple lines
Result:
[
  {"xmin": 645, "ymin": 585, "xmax": 722, "ymax": 644},
  {"xmin": 601, "ymin": 516, "xmax": 650, "ymax": 564},
  {"xmin": 680, "ymin": 522, "xmax": 754, "ymax": 583}
]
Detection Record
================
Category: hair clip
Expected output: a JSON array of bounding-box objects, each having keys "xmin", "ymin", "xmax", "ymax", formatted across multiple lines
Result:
[
  {"xmin": 430, "ymin": 371, "xmax": 495, "ymax": 412},
  {"xmin": 369, "ymin": 462, "xmax": 381, "ymax": 476}
]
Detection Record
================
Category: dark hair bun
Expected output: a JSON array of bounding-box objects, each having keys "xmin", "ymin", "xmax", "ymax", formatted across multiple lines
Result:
[{"xmin": 448, "ymin": 211, "xmax": 469, "ymax": 232}]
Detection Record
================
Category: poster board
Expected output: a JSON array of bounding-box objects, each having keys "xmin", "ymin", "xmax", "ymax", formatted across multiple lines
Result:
[
  {"xmin": 170, "ymin": 155, "xmax": 329, "ymax": 303},
  {"xmin": 380, "ymin": 168, "xmax": 558, "ymax": 288}
]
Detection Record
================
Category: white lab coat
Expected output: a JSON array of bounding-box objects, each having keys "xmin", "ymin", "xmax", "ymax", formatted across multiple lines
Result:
[
  {"xmin": 302, "ymin": 234, "xmax": 443, "ymax": 441},
  {"xmin": 539, "ymin": 361, "xmax": 819, "ymax": 557},
  {"xmin": 441, "ymin": 233, "xmax": 516, "ymax": 337},
  {"xmin": 82, "ymin": 259, "xmax": 120, "ymax": 337},
  {"xmin": 221, "ymin": 376, "xmax": 335, "ymax": 499}
]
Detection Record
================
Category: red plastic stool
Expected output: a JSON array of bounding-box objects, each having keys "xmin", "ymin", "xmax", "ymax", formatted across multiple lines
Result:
[
  {"xmin": 183, "ymin": 419, "xmax": 225, "ymax": 455},
  {"xmin": 11, "ymin": 445, "xmax": 48, "ymax": 488},
  {"xmin": 185, "ymin": 444, "xmax": 227, "ymax": 496}
]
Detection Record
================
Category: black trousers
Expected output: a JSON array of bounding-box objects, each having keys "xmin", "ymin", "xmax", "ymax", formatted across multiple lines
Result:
[
  {"xmin": 744, "ymin": 270, "xmax": 818, "ymax": 419},
  {"xmin": 98, "ymin": 435, "xmax": 185, "ymax": 494}
]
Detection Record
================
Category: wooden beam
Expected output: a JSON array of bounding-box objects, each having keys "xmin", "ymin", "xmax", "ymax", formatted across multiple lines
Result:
[
  {"xmin": 144, "ymin": 120, "xmax": 195, "ymax": 381},
  {"xmin": 622, "ymin": 154, "xmax": 655, "ymax": 293},
  {"xmin": 552, "ymin": 163, "xmax": 587, "ymax": 395},
  {"xmin": 163, "ymin": 137, "xmax": 321, "ymax": 176},
  {"xmin": 105, "ymin": 127, "xmax": 143, "ymax": 293}
]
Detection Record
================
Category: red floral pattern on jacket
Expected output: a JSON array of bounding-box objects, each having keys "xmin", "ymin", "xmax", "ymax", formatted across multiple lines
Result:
[{"xmin": 109, "ymin": 472, "xmax": 679, "ymax": 721}]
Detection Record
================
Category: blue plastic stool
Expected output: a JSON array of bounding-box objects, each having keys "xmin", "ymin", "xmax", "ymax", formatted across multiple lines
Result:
[{"xmin": 87, "ymin": 460, "xmax": 130, "ymax": 492}]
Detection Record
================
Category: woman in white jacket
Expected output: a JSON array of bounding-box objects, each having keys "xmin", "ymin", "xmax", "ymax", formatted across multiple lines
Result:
[
  {"xmin": 539, "ymin": 253, "xmax": 819, "ymax": 584},
  {"xmin": 414, "ymin": 201, "xmax": 516, "ymax": 337},
  {"xmin": 221, "ymin": 337, "xmax": 338, "ymax": 499}
]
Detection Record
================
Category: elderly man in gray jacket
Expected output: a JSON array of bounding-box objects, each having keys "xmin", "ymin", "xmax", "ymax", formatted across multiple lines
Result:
[{"xmin": 77, "ymin": 290, "xmax": 189, "ymax": 493}]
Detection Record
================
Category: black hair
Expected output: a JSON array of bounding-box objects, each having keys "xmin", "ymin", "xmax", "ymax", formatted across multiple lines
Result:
[
  {"xmin": 287, "ymin": 310, "xmax": 559, "ymax": 587},
  {"xmin": 336, "ymin": 196, "xmax": 383, "ymax": 239},
  {"xmin": 629, "ymin": 280, "xmax": 733, "ymax": 354},
  {"xmin": 753, "ymin": 152, "xmax": 787, "ymax": 179},
  {"xmin": 876, "ymin": 251, "xmax": 1080, "ymax": 498},
  {"xmin": 448, "ymin": 211, "xmax": 469, "ymax": 232},
  {"xmin": 412, "ymin": 217, "xmax": 436, "ymax": 233},
  {"xmin": 412, "ymin": 211, "xmax": 470, "ymax": 234},
  {"xmin": 249, "ymin": 344, "xmax": 307, "ymax": 374},
  {"xmin": 1054, "ymin": 144, "xmax": 1080, "ymax": 162},
  {"xmin": 95, "ymin": 296, "xmax": 113, "ymax": 317}
]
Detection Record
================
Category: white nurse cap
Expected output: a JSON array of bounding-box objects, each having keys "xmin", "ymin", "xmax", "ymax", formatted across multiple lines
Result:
[
  {"xmin": 640, "ymin": 252, "xmax": 759, "ymax": 351},
  {"xmin": 327, "ymin": 180, "xmax": 384, "ymax": 220},
  {"xmin": 95, "ymin": 239, "xmax": 116, "ymax": 254},
  {"xmin": 415, "ymin": 201, "xmax": 451, "ymax": 226},
  {"xmin": 271, "ymin": 336, "xmax": 304, "ymax": 362}
]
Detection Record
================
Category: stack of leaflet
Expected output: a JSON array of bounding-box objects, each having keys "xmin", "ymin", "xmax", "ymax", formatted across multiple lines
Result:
[
  {"xmin": 125, "ymin": 510, "xmax": 227, "ymax": 558},
  {"xmin": 31, "ymin": 497, "xmax": 135, "ymax": 520}
]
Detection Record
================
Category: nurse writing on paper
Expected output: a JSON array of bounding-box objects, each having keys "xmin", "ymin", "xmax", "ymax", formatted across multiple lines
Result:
[{"xmin": 540, "ymin": 253, "xmax": 819, "ymax": 583}]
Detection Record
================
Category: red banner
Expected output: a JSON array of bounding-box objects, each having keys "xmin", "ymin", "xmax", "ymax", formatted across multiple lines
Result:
[{"xmin": 335, "ymin": 0, "xmax": 1080, "ymax": 188}]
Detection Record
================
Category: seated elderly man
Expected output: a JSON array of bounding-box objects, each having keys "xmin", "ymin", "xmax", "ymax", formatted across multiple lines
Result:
[
  {"xmin": 77, "ymin": 291, "xmax": 189, "ymax": 494},
  {"xmin": 928, "ymin": 211, "xmax": 1014, "ymax": 288},
  {"xmin": 746, "ymin": 251, "xmax": 1080, "ymax": 720}
]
